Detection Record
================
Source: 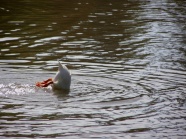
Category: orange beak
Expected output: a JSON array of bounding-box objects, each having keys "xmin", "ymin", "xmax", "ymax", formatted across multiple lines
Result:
[{"xmin": 36, "ymin": 78, "xmax": 53, "ymax": 87}]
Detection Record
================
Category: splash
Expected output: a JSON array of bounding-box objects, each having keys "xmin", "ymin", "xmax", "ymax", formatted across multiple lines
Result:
[{"xmin": 0, "ymin": 83, "xmax": 35, "ymax": 96}]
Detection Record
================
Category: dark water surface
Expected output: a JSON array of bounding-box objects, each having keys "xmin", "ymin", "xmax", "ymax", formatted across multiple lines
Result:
[{"xmin": 0, "ymin": 0, "xmax": 186, "ymax": 138}]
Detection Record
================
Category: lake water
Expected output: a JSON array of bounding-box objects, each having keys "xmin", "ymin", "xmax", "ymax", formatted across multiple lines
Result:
[{"xmin": 0, "ymin": 0, "xmax": 186, "ymax": 138}]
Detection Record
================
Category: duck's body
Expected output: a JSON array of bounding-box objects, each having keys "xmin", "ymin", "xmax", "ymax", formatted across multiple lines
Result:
[
  {"xmin": 36, "ymin": 61, "xmax": 71, "ymax": 90},
  {"xmin": 52, "ymin": 62, "xmax": 71, "ymax": 90}
]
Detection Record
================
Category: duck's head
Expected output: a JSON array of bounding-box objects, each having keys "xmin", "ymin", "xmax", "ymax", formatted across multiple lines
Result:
[{"xmin": 36, "ymin": 61, "xmax": 71, "ymax": 90}]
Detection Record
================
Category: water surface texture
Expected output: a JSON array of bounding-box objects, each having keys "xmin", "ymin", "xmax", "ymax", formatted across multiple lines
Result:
[{"xmin": 0, "ymin": 0, "xmax": 186, "ymax": 138}]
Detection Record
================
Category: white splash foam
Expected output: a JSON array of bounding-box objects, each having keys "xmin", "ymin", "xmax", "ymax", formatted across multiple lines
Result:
[{"xmin": 0, "ymin": 83, "xmax": 35, "ymax": 97}]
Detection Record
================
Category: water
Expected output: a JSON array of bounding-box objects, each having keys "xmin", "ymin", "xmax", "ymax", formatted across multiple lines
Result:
[{"xmin": 0, "ymin": 0, "xmax": 186, "ymax": 138}]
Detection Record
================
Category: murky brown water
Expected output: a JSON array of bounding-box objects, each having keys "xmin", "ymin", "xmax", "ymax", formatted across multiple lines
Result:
[{"xmin": 0, "ymin": 0, "xmax": 186, "ymax": 138}]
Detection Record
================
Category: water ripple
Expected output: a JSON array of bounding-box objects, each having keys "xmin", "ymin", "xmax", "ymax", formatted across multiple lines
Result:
[
  {"xmin": 0, "ymin": 0, "xmax": 186, "ymax": 138},
  {"xmin": 0, "ymin": 37, "xmax": 20, "ymax": 42}
]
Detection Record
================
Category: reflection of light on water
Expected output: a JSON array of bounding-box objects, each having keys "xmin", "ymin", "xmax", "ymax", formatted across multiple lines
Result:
[
  {"xmin": 0, "ymin": 37, "xmax": 20, "ymax": 42},
  {"xmin": 35, "ymin": 36, "xmax": 64, "ymax": 43}
]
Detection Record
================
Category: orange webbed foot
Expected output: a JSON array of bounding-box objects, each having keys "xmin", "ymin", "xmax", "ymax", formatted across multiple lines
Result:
[{"xmin": 36, "ymin": 78, "xmax": 53, "ymax": 87}]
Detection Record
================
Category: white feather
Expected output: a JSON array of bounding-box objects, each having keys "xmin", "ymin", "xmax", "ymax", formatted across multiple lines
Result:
[{"xmin": 52, "ymin": 61, "xmax": 71, "ymax": 90}]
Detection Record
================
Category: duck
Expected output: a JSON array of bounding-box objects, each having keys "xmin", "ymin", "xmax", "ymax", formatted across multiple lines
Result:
[{"xmin": 36, "ymin": 61, "xmax": 71, "ymax": 90}]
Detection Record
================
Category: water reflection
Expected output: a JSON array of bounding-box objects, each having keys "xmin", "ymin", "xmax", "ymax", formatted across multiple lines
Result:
[
  {"xmin": 52, "ymin": 88, "xmax": 70, "ymax": 98},
  {"xmin": 0, "ymin": 0, "xmax": 186, "ymax": 138}
]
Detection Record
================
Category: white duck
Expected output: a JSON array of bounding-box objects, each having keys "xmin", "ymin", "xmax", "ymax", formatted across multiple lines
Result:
[{"xmin": 36, "ymin": 61, "xmax": 71, "ymax": 90}]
